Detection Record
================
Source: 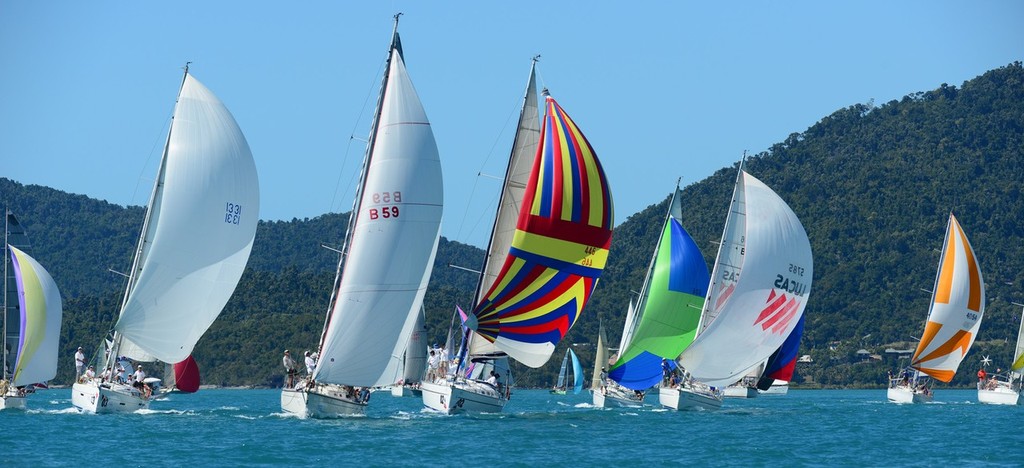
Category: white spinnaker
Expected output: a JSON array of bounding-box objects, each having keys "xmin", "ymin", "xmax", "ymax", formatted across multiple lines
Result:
[
  {"xmin": 115, "ymin": 73, "xmax": 259, "ymax": 364},
  {"xmin": 313, "ymin": 50, "xmax": 443, "ymax": 387},
  {"xmin": 680, "ymin": 172, "xmax": 812, "ymax": 387},
  {"xmin": 9, "ymin": 246, "xmax": 62, "ymax": 386},
  {"xmin": 468, "ymin": 64, "xmax": 540, "ymax": 359}
]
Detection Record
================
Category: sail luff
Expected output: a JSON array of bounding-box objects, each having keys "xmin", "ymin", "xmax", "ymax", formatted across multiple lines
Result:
[{"xmin": 697, "ymin": 163, "xmax": 745, "ymax": 335}]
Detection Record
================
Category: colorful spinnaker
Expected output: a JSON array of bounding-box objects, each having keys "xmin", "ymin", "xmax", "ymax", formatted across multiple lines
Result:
[
  {"xmin": 468, "ymin": 91, "xmax": 614, "ymax": 368},
  {"xmin": 910, "ymin": 213, "xmax": 985, "ymax": 382},
  {"xmin": 171, "ymin": 355, "xmax": 201, "ymax": 393},
  {"xmin": 609, "ymin": 187, "xmax": 709, "ymax": 390},
  {"xmin": 8, "ymin": 245, "xmax": 62, "ymax": 387}
]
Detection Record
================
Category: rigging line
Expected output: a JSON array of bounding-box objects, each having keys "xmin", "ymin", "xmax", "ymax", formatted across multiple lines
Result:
[
  {"xmin": 453, "ymin": 91, "xmax": 522, "ymax": 244},
  {"xmin": 328, "ymin": 52, "xmax": 390, "ymax": 215}
]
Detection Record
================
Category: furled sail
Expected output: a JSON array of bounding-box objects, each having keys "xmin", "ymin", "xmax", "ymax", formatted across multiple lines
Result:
[
  {"xmin": 469, "ymin": 93, "xmax": 614, "ymax": 368},
  {"xmin": 8, "ymin": 246, "xmax": 62, "ymax": 386},
  {"xmin": 313, "ymin": 41, "xmax": 443, "ymax": 387},
  {"xmin": 114, "ymin": 73, "xmax": 260, "ymax": 364},
  {"xmin": 680, "ymin": 170, "xmax": 812, "ymax": 387},
  {"xmin": 610, "ymin": 188, "xmax": 709, "ymax": 390},
  {"xmin": 910, "ymin": 213, "xmax": 985, "ymax": 382}
]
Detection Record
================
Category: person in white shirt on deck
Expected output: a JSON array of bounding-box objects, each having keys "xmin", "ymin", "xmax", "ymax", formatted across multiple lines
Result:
[
  {"xmin": 74, "ymin": 347, "xmax": 86, "ymax": 381},
  {"xmin": 304, "ymin": 351, "xmax": 317, "ymax": 375}
]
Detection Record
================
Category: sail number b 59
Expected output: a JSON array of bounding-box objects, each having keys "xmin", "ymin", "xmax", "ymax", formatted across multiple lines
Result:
[{"xmin": 368, "ymin": 191, "xmax": 402, "ymax": 220}]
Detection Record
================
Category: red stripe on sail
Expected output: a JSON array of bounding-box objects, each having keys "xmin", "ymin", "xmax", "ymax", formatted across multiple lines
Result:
[
  {"xmin": 770, "ymin": 299, "xmax": 800, "ymax": 334},
  {"xmin": 756, "ymin": 292, "xmax": 788, "ymax": 325}
]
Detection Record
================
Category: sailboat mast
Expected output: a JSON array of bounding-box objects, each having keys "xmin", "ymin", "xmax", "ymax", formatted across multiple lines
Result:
[
  {"xmin": 696, "ymin": 158, "xmax": 745, "ymax": 335},
  {"xmin": 106, "ymin": 63, "xmax": 193, "ymax": 373},
  {"xmin": 2, "ymin": 209, "xmax": 8, "ymax": 381},
  {"xmin": 316, "ymin": 15, "xmax": 403, "ymax": 353}
]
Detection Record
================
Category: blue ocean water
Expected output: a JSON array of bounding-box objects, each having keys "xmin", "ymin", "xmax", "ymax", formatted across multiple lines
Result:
[{"xmin": 2, "ymin": 388, "xmax": 1018, "ymax": 466}]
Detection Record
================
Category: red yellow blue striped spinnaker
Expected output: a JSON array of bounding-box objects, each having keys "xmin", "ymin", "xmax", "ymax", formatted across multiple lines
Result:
[{"xmin": 472, "ymin": 95, "xmax": 614, "ymax": 368}]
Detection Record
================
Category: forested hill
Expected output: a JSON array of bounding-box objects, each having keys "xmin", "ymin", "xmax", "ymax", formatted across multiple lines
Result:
[{"xmin": 3, "ymin": 62, "xmax": 1022, "ymax": 388}]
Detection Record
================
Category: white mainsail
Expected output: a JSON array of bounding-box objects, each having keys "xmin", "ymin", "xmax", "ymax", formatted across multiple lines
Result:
[
  {"xmin": 311, "ymin": 45, "xmax": 443, "ymax": 388},
  {"xmin": 680, "ymin": 170, "xmax": 813, "ymax": 387},
  {"xmin": 114, "ymin": 72, "xmax": 260, "ymax": 364},
  {"xmin": 8, "ymin": 246, "xmax": 62, "ymax": 387},
  {"xmin": 615, "ymin": 299, "xmax": 638, "ymax": 359},
  {"xmin": 467, "ymin": 61, "xmax": 541, "ymax": 360},
  {"xmin": 402, "ymin": 308, "xmax": 427, "ymax": 383}
]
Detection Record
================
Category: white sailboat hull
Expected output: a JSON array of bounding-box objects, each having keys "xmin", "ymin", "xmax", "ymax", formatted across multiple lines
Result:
[
  {"xmin": 390, "ymin": 385, "xmax": 422, "ymax": 398},
  {"xmin": 659, "ymin": 386, "xmax": 723, "ymax": 411},
  {"xmin": 887, "ymin": 385, "xmax": 932, "ymax": 404},
  {"xmin": 591, "ymin": 385, "xmax": 644, "ymax": 408},
  {"xmin": 723, "ymin": 384, "xmax": 759, "ymax": 398},
  {"xmin": 977, "ymin": 380, "xmax": 1021, "ymax": 405},
  {"xmin": 280, "ymin": 383, "xmax": 366, "ymax": 418},
  {"xmin": 72, "ymin": 381, "xmax": 149, "ymax": 413},
  {"xmin": 420, "ymin": 379, "xmax": 506, "ymax": 414},
  {"xmin": 759, "ymin": 381, "xmax": 789, "ymax": 395},
  {"xmin": 0, "ymin": 393, "xmax": 26, "ymax": 410}
]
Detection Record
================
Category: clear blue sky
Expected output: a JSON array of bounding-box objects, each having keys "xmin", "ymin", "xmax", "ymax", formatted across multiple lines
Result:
[{"xmin": 2, "ymin": 1, "xmax": 1021, "ymax": 249}]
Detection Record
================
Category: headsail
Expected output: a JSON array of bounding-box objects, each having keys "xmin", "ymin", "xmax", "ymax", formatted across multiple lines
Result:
[
  {"xmin": 469, "ymin": 93, "xmax": 614, "ymax": 368},
  {"xmin": 312, "ymin": 30, "xmax": 443, "ymax": 387},
  {"xmin": 591, "ymin": 323, "xmax": 608, "ymax": 390},
  {"xmin": 1012, "ymin": 306, "xmax": 1024, "ymax": 373},
  {"xmin": 114, "ymin": 72, "xmax": 260, "ymax": 364},
  {"xmin": 8, "ymin": 246, "xmax": 62, "ymax": 386},
  {"xmin": 680, "ymin": 170, "xmax": 812, "ymax": 387},
  {"xmin": 910, "ymin": 213, "xmax": 985, "ymax": 382},
  {"xmin": 609, "ymin": 188, "xmax": 709, "ymax": 390}
]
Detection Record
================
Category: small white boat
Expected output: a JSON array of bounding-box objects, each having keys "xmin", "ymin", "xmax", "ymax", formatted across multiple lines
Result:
[
  {"xmin": 977, "ymin": 305, "xmax": 1023, "ymax": 405},
  {"xmin": 420, "ymin": 378, "xmax": 506, "ymax": 414},
  {"xmin": 591, "ymin": 382, "xmax": 645, "ymax": 408},
  {"xmin": 758, "ymin": 380, "xmax": 789, "ymax": 395}
]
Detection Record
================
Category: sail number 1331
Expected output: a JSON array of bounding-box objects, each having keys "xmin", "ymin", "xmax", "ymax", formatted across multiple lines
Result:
[{"xmin": 368, "ymin": 191, "xmax": 402, "ymax": 220}]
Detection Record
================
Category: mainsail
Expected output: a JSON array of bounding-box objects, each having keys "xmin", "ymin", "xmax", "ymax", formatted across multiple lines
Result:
[
  {"xmin": 910, "ymin": 213, "xmax": 985, "ymax": 382},
  {"xmin": 113, "ymin": 71, "xmax": 260, "ymax": 364},
  {"xmin": 312, "ymin": 29, "xmax": 443, "ymax": 388},
  {"xmin": 591, "ymin": 323, "xmax": 608, "ymax": 390},
  {"xmin": 1012, "ymin": 306, "xmax": 1024, "ymax": 373},
  {"xmin": 680, "ymin": 169, "xmax": 813, "ymax": 387},
  {"xmin": 468, "ymin": 91, "xmax": 614, "ymax": 368},
  {"xmin": 609, "ymin": 188, "xmax": 709, "ymax": 390},
  {"xmin": 8, "ymin": 246, "xmax": 62, "ymax": 387}
]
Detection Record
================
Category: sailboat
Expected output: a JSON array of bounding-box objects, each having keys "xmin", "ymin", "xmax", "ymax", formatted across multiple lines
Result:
[
  {"xmin": 664, "ymin": 163, "xmax": 813, "ymax": 411},
  {"xmin": 280, "ymin": 16, "xmax": 443, "ymax": 418},
  {"xmin": 1, "ymin": 211, "xmax": 62, "ymax": 410},
  {"xmin": 391, "ymin": 308, "xmax": 427, "ymax": 397},
  {"xmin": 71, "ymin": 65, "xmax": 260, "ymax": 414},
  {"xmin": 755, "ymin": 314, "xmax": 805, "ymax": 395},
  {"xmin": 599, "ymin": 186, "xmax": 709, "ymax": 408},
  {"xmin": 550, "ymin": 348, "xmax": 583, "ymax": 395},
  {"xmin": 888, "ymin": 213, "xmax": 984, "ymax": 404},
  {"xmin": 421, "ymin": 58, "xmax": 614, "ymax": 414},
  {"xmin": 722, "ymin": 366, "xmax": 760, "ymax": 398},
  {"xmin": 977, "ymin": 305, "xmax": 1023, "ymax": 405}
]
